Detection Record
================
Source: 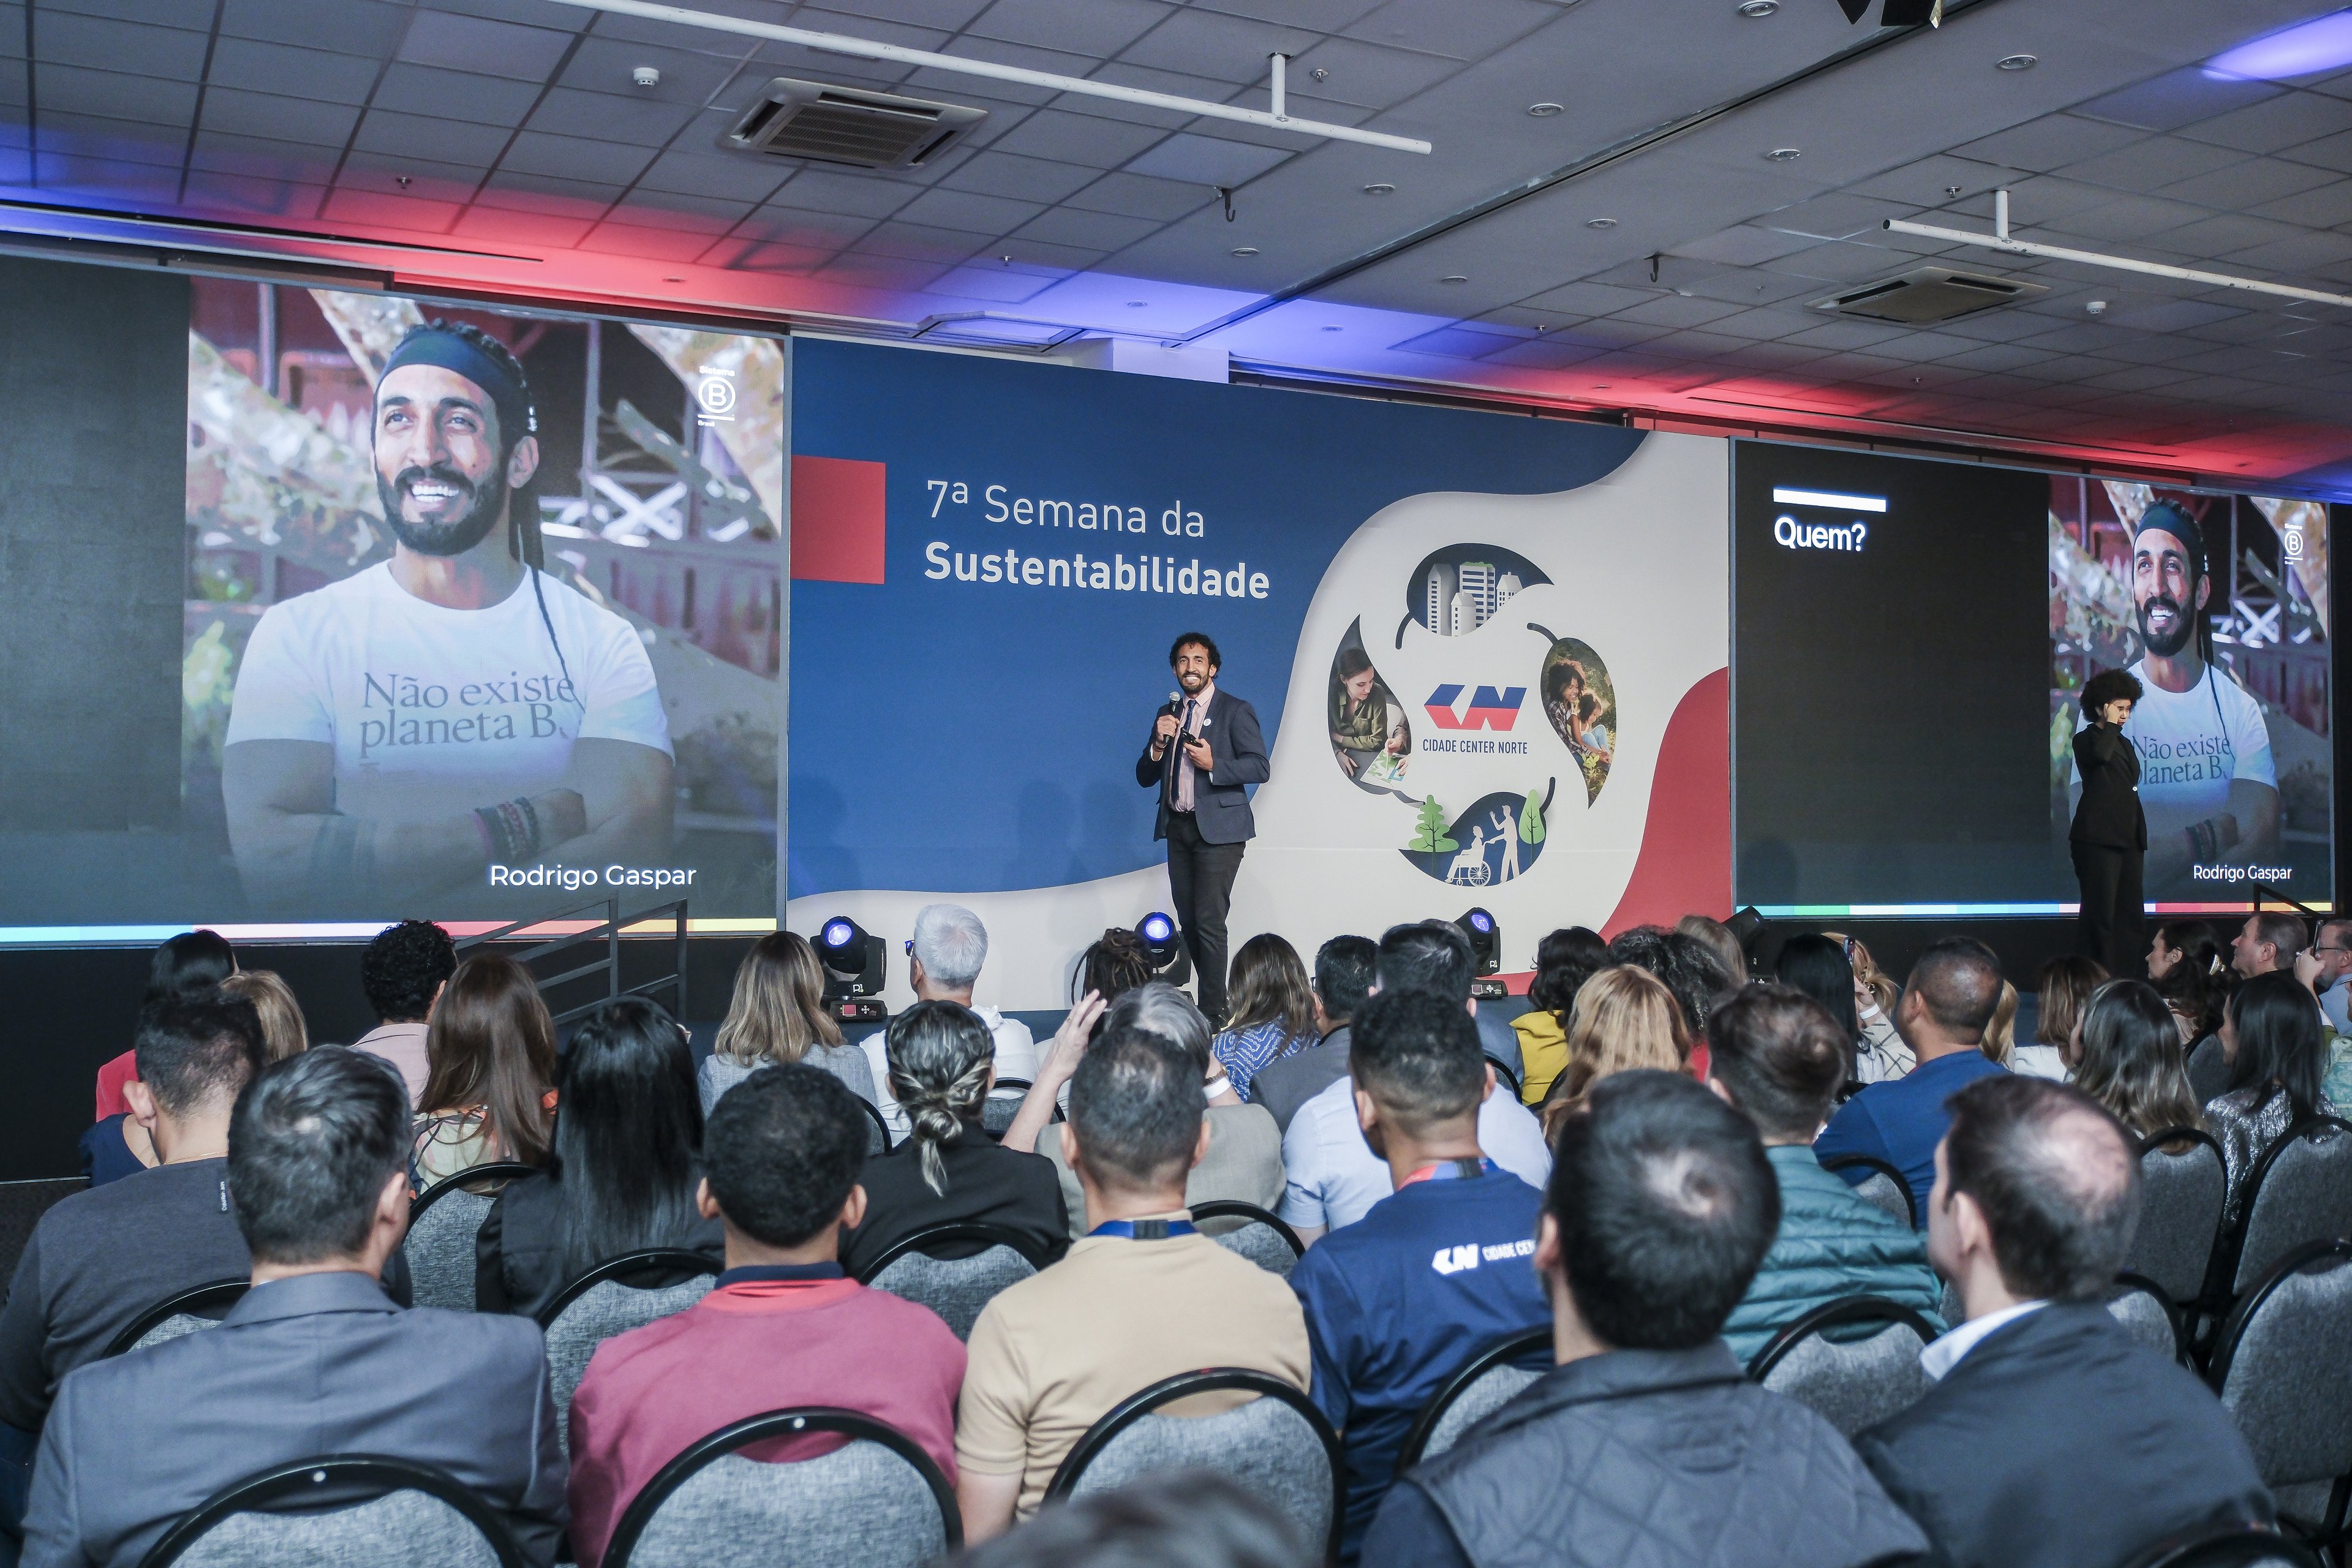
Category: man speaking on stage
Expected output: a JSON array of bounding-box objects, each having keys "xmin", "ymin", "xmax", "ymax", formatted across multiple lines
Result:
[{"xmin": 1137, "ymin": 632, "xmax": 1269, "ymax": 1023}]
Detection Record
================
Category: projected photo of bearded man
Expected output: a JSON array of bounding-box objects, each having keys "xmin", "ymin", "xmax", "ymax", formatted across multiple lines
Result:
[{"xmin": 221, "ymin": 320, "xmax": 674, "ymax": 910}]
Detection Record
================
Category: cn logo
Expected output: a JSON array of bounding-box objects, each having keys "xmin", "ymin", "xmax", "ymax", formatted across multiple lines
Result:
[
  {"xmin": 1423, "ymin": 684, "xmax": 1526, "ymax": 732},
  {"xmin": 1431, "ymin": 1244, "xmax": 1482, "ymax": 1276}
]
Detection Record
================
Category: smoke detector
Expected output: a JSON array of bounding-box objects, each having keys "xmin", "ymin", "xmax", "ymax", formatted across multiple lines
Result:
[
  {"xmin": 1809, "ymin": 264, "xmax": 2045, "ymax": 324},
  {"xmin": 725, "ymin": 78, "xmax": 986, "ymax": 170}
]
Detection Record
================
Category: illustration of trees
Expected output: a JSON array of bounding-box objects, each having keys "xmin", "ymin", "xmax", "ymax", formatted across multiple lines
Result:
[
  {"xmin": 1519, "ymin": 783, "xmax": 1547, "ymax": 845},
  {"xmin": 1410, "ymin": 796, "xmax": 1457, "ymax": 853}
]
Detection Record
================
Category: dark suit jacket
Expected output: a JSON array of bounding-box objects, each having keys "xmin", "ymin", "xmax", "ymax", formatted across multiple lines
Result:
[
  {"xmin": 21, "ymin": 1271, "xmax": 566, "ymax": 1568},
  {"xmin": 1134, "ymin": 689, "xmax": 1269, "ymax": 845},
  {"xmin": 2071, "ymin": 723, "xmax": 2147, "ymax": 850},
  {"xmin": 1853, "ymin": 1302, "xmax": 2271, "ymax": 1568}
]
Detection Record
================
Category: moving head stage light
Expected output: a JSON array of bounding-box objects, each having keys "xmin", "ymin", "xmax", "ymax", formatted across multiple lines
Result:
[
  {"xmin": 1136, "ymin": 911, "xmax": 1192, "ymax": 986},
  {"xmin": 816, "ymin": 916, "xmax": 888, "ymax": 1017}
]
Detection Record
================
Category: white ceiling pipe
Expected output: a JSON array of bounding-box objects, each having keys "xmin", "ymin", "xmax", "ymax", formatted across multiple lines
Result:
[
  {"xmin": 552, "ymin": 0, "xmax": 1432, "ymax": 154},
  {"xmin": 1885, "ymin": 189, "xmax": 2352, "ymax": 311}
]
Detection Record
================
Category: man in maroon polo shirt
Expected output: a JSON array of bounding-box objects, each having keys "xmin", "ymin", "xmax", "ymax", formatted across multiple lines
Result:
[{"xmin": 565, "ymin": 1064, "xmax": 965, "ymax": 1567}]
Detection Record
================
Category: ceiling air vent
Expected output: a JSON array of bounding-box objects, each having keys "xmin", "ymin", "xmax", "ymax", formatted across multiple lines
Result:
[
  {"xmin": 725, "ymin": 78, "xmax": 986, "ymax": 171},
  {"xmin": 1809, "ymin": 265, "xmax": 2047, "ymax": 325}
]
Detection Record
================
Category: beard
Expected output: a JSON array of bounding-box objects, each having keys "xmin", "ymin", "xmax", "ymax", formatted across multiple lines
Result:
[
  {"xmin": 2138, "ymin": 589, "xmax": 2196, "ymax": 658},
  {"xmin": 377, "ymin": 463, "xmax": 506, "ymax": 558},
  {"xmin": 1178, "ymin": 669, "xmax": 1208, "ymax": 692}
]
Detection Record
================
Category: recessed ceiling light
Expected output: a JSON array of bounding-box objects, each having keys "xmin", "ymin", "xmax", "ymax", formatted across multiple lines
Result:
[
  {"xmin": 1363, "ymin": 183, "xmax": 1396, "ymax": 195},
  {"xmin": 1944, "ymin": 184, "xmax": 1963, "ymax": 196},
  {"xmin": 1738, "ymin": 0, "xmax": 1779, "ymax": 15},
  {"xmin": 1765, "ymin": 146, "xmax": 1802, "ymax": 161},
  {"xmin": 1439, "ymin": 274, "xmax": 1469, "ymax": 284},
  {"xmin": 1997, "ymin": 53, "xmax": 2037, "ymax": 70},
  {"xmin": 1528, "ymin": 102, "xmax": 1564, "ymax": 116},
  {"xmin": 1231, "ymin": 246, "xmax": 1259, "ymax": 257},
  {"xmin": 1585, "ymin": 217, "xmax": 1617, "ymax": 228}
]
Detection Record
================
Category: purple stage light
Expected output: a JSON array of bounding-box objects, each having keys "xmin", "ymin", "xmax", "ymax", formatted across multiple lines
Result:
[{"xmin": 2207, "ymin": 11, "xmax": 2352, "ymax": 80}]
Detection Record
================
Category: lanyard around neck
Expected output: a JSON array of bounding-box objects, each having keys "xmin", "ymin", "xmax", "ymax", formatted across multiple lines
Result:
[
  {"xmin": 1398, "ymin": 1157, "xmax": 1493, "ymax": 1188},
  {"xmin": 1089, "ymin": 1218, "xmax": 1197, "ymax": 1240}
]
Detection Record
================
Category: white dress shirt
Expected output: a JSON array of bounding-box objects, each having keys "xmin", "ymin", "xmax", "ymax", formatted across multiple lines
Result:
[
  {"xmin": 1919, "ymin": 1298, "xmax": 2047, "ymax": 1382},
  {"xmin": 1278, "ymin": 1074, "xmax": 1551, "ymax": 1234}
]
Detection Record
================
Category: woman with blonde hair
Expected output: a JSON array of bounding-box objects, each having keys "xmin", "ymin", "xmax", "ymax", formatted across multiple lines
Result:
[
  {"xmin": 1539, "ymin": 965, "xmax": 1689, "ymax": 1138},
  {"xmin": 699, "ymin": 930, "xmax": 877, "ymax": 1112},
  {"xmin": 2071, "ymin": 979, "xmax": 2201, "ymax": 1142},
  {"xmin": 221, "ymin": 971, "xmax": 308, "ymax": 1063},
  {"xmin": 2015, "ymin": 955, "xmax": 2106, "ymax": 1080},
  {"xmin": 1980, "ymin": 981, "xmax": 2019, "ymax": 1068},
  {"xmin": 1820, "ymin": 931, "xmax": 1912, "ymax": 1081},
  {"xmin": 412, "ymin": 954, "xmax": 557, "ymax": 1188}
]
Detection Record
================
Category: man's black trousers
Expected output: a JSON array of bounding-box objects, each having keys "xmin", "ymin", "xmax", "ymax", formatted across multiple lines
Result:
[{"xmin": 1166, "ymin": 810, "xmax": 1246, "ymax": 1022}]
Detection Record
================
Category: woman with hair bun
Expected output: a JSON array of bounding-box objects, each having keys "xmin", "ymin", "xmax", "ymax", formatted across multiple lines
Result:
[{"xmin": 839, "ymin": 1000, "xmax": 1068, "ymax": 1278}]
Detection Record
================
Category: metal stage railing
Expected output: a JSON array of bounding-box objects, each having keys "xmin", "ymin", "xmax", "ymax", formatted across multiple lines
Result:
[
  {"xmin": 456, "ymin": 895, "xmax": 688, "ymax": 1026},
  {"xmin": 2250, "ymin": 882, "xmax": 2322, "ymax": 920}
]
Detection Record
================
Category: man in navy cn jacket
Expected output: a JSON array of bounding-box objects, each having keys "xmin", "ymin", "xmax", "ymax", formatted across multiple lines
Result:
[
  {"xmin": 1853, "ymin": 1075, "xmax": 2272, "ymax": 1568},
  {"xmin": 1136, "ymin": 630, "xmax": 1268, "ymax": 1023}
]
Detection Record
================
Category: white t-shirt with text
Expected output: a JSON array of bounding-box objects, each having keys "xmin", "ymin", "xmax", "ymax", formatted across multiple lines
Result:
[
  {"xmin": 225, "ymin": 563, "xmax": 669, "ymax": 824},
  {"xmin": 2114, "ymin": 659, "xmax": 2274, "ymax": 844}
]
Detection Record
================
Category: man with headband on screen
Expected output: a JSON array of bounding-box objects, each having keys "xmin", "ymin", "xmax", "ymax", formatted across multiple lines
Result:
[
  {"xmin": 2076, "ymin": 499, "xmax": 2278, "ymax": 896},
  {"xmin": 220, "ymin": 320, "xmax": 674, "ymax": 910}
]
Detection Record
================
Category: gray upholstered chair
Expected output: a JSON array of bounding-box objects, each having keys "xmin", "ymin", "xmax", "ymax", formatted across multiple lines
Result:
[
  {"xmin": 402, "ymin": 1163, "xmax": 537, "ymax": 1313},
  {"xmin": 537, "ymin": 1250, "xmax": 720, "ymax": 1455},
  {"xmin": 2131, "ymin": 1130, "xmax": 2228, "ymax": 1308},
  {"xmin": 1395, "ymin": 1327, "xmax": 1552, "ymax": 1470},
  {"xmin": 104, "ymin": 1279, "xmax": 250, "ymax": 1359},
  {"xmin": 2223, "ymin": 1117, "xmax": 2352, "ymax": 1302},
  {"xmin": 138, "ymin": 1455, "xmax": 525, "ymax": 1568},
  {"xmin": 1819, "ymin": 1155, "xmax": 1917, "ymax": 1230},
  {"xmin": 855, "ymin": 1222, "xmax": 1052, "ymax": 1341},
  {"xmin": 1746, "ymin": 1296, "xmax": 1937, "ymax": 1438},
  {"xmin": 2207, "ymin": 1240, "xmax": 2352, "ymax": 1554},
  {"xmin": 1189, "ymin": 1201, "xmax": 1305, "ymax": 1280},
  {"xmin": 2106, "ymin": 1272, "xmax": 2186, "ymax": 1364},
  {"xmin": 2120, "ymin": 1523, "xmax": 2324, "ymax": 1567},
  {"xmin": 979, "ymin": 1083, "xmax": 1029, "ymax": 1142},
  {"xmin": 1046, "ymin": 1369, "xmax": 1342, "ymax": 1565},
  {"xmin": 604, "ymin": 1408, "xmax": 960, "ymax": 1568}
]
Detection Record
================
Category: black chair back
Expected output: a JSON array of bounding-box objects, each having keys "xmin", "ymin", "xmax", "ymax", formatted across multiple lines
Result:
[
  {"xmin": 2132, "ymin": 1129, "xmax": 2228, "ymax": 1307},
  {"xmin": 104, "ymin": 1278, "xmax": 251, "ymax": 1359},
  {"xmin": 1483, "ymin": 1055, "xmax": 1521, "ymax": 1099},
  {"xmin": 1395, "ymin": 1327, "xmax": 1552, "ymax": 1471},
  {"xmin": 2107, "ymin": 1272, "xmax": 2187, "ymax": 1365},
  {"xmin": 1046, "ymin": 1369, "xmax": 1342, "ymax": 1566},
  {"xmin": 2122, "ymin": 1524, "xmax": 2324, "ymax": 1567},
  {"xmin": 855, "ymin": 1222, "xmax": 1053, "ymax": 1340},
  {"xmin": 137, "ymin": 1454, "xmax": 527, "ymax": 1568},
  {"xmin": 2223, "ymin": 1117, "xmax": 2352, "ymax": 1300},
  {"xmin": 1188, "ymin": 1200, "xmax": 1305, "ymax": 1278},
  {"xmin": 1819, "ymin": 1155, "xmax": 1918, "ymax": 1229},
  {"xmin": 854, "ymin": 1097, "xmax": 894, "ymax": 1155},
  {"xmin": 1746, "ymin": 1295, "xmax": 1937, "ymax": 1438},
  {"xmin": 603, "ymin": 1407, "xmax": 960, "ymax": 1568},
  {"xmin": 404, "ymin": 1163, "xmax": 538, "ymax": 1313},
  {"xmin": 2207, "ymin": 1240, "xmax": 2352, "ymax": 1548}
]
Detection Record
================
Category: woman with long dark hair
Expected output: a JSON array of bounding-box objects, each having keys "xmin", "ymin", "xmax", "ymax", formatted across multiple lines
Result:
[
  {"xmin": 477, "ymin": 997, "xmax": 719, "ymax": 1317},
  {"xmin": 2205, "ymin": 971, "xmax": 2335, "ymax": 1227},
  {"xmin": 2150, "ymin": 921, "xmax": 2230, "ymax": 1043},
  {"xmin": 838, "ymin": 1001, "xmax": 1068, "ymax": 1276},
  {"xmin": 413, "ymin": 954, "xmax": 558, "ymax": 1189},
  {"xmin": 700, "ymin": 932, "xmax": 875, "ymax": 1112},
  {"xmin": 1512, "ymin": 927, "xmax": 1608, "ymax": 1107},
  {"xmin": 1775, "ymin": 933, "xmax": 1910, "ymax": 1084},
  {"xmin": 1211, "ymin": 934, "xmax": 1319, "ymax": 1102},
  {"xmin": 2070, "ymin": 979, "xmax": 2201, "ymax": 1140}
]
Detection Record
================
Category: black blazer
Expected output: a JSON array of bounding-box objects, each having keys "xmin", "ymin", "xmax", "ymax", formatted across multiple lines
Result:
[
  {"xmin": 1853, "ymin": 1302, "xmax": 2272, "ymax": 1568},
  {"xmin": 1134, "ymin": 688, "xmax": 1269, "ymax": 846},
  {"xmin": 2071, "ymin": 722, "xmax": 2147, "ymax": 850},
  {"xmin": 475, "ymin": 1168, "xmax": 723, "ymax": 1320}
]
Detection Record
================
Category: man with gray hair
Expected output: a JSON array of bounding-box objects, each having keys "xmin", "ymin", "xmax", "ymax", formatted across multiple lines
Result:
[
  {"xmin": 22, "ymin": 1049, "xmax": 567, "ymax": 1568},
  {"xmin": 1853, "ymin": 1075, "xmax": 2271, "ymax": 1568},
  {"xmin": 862, "ymin": 903, "xmax": 1037, "ymax": 1140}
]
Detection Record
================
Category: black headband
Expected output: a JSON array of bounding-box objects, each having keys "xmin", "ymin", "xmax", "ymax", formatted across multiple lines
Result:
[
  {"xmin": 2133, "ymin": 500, "xmax": 2204, "ymax": 582},
  {"xmin": 376, "ymin": 327, "xmax": 536, "ymax": 450}
]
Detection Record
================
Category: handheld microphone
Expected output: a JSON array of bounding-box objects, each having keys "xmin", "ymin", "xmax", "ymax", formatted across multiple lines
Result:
[{"xmin": 1169, "ymin": 690, "xmax": 1181, "ymax": 709}]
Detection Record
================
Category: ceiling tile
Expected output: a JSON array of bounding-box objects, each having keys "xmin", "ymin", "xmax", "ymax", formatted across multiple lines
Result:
[
  {"xmin": 32, "ymin": 149, "xmax": 178, "ymax": 200},
  {"xmin": 448, "ymin": 205, "xmax": 595, "ymax": 246},
  {"xmin": 525, "ymin": 86, "xmax": 701, "ymax": 145},
  {"xmin": 205, "ymin": 40, "xmax": 384, "ymax": 107},
  {"xmin": 2060, "ymin": 193, "xmax": 2222, "ymax": 243},
  {"xmin": 576, "ymin": 220, "xmax": 725, "ymax": 260},
  {"xmin": 355, "ymin": 110, "xmax": 525, "ymax": 169},
  {"xmin": 32, "ymin": 65, "xmax": 198, "ymax": 126},
  {"xmin": 2060, "ymin": 135, "xmax": 2248, "ymax": 196},
  {"xmin": 927, "ymin": 263, "xmax": 1063, "ymax": 303},
  {"xmin": 940, "ymin": 149, "xmax": 1102, "ymax": 203},
  {"xmin": 2227, "ymin": 230, "xmax": 2352, "ymax": 274},
  {"xmin": 731, "ymin": 204, "xmax": 878, "ymax": 247},
  {"xmin": 1610, "ymin": 293, "xmax": 1746, "ymax": 329},
  {"xmin": 2159, "ymin": 156, "xmax": 2335, "ymax": 209},
  {"xmin": 801, "ymin": 0, "xmax": 991, "ymax": 29},
  {"xmin": 1117, "ymin": 6, "xmax": 1319, "ymax": 88},
  {"xmin": 636, "ymin": 148, "xmax": 787, "ymax": 202},
  {"xmin": 318, "ymin": 187, "xmax": 464, "ymax": 228},
  {"xmin": 499, "ymin": 130, "xmax": 655, "ymax": 185},
  {"xmin": 990, "ymin": 108, "xmax": 1167, "ymax": 167},
  {"xmin": 1282, "ymin": 34, "xmax": 1461, "ymax": 110},
  {"xmin": 339, "ymin": 154, "xmax": 484, "ymax": 197},
  {"xmin": 812, "ymin": 250, "xmax": 953, "ymax": 292},
  {"xmin": 197, "ymin": 89, "xmax": 362, "ymax": 149},
  {"xmin": 32, "ymin": 11, "xmax": 210, "ymax": 78},
  {"xmin": 1054, "ymin": 170, "xmax": 1208, "ymax": 222},
  {"xmin": 1953, "ymin": 113, "xmax": 2148, "ymax": 175},
  {"xmin": 970, "ymin": 0, "xmax": 1173, "ymax": 58},
  {"xmin": 760, "ymin": 168, "xmax": 921, "ymax": 221},
  {"xmin": 2178, "ymin": 89, "xmax": 2352, "ymax": 155},
  {"xmin": 2158, "ymin": 211, "xmax": 2305, "ymax": 259},
  {"xmin": 1122, "ymin": 132, "xmax": 1292, "ymax": 185},
  {"xmin": 2072, "ymin": 67, "xmax": 2280, "ymax": 134},
  {"xmin": 186, "ymin": 130, "xmax": 320, "ymax": 179},
  {"xmin": 1341, "ymin": 0, "xmax": 1556, "ymax": 61},
  {"xmin": 398, "ymin": 11, "xmax": 573, "ymax": 83},
  {"xmin": 1193, "ymin": 0, "xmax": 1385, "ymax": 29},
  {"xmin": 1014, "ymin": 205, "xmax": 1163, "ymax": 250},
  {"xmin": 220, "ymin": 0, "xmax": 410, "ymax": 56},
  {"xmin": 183, "ymin": 171, "xmax": 328, "ymax": 219},
  {"xmin": 32, "ymin": 112, "xmax": 184, "ymax": 165},
  {"xmin": 2250, "ymin": 177, "xmax": 2352, "ymax": 226},
  {"xmin": 1479, "ymin": 337, "xmax": 1599, "ymax": 370},
  {"xmin": 1672, "ymin": 225, "xmax": 1821, "ymax": 266},
  {"xmin": 857, "ymin": 217, "xmax": 990, "ymax": 263},
  {"xmin": 2277, "ymin": 127, "xmax": 2352, "ymax": 175},
  {"xmin": 368, "ymin": 64, "xmax": 545, "ymax": 127},
  {"xmin": 473, "ymin": 168, "xmax": 627, "ymax": 210},
  {"xmin": 892, "ymin": 184, "xmax": 1048, "ymax": 233}
]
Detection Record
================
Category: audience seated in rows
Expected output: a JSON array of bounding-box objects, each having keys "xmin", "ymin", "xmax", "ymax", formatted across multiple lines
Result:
[
  {"xmin": 1676, "ymin": 914, "xmax": 1751, "ymax": 987},
  {"xmin": 83, "ymin": 969, "xmax": 309, "ymax": 1189},
  {"xmin": 1708, "ymin": 985, "xmax": 1943, "ymax": 1363},
  {"xmin": 1250, "ymin": 935, "xmax": 1376, "ymax": 1132},
  {"xmin": 2017, "ymin": 955, "xmax": 2105, "ymax": 1081},
  {"xmin": 412, "ymin": 953, "xmax": 557, "ymax": 1189},
  {"xmin": 946, "ymin": 1471, "xmax": 1305, "ymax": 1568},
  {"xmin": 838, "ymin": 1001, "xmax": 1069, "ymax": 1278},
  {"xmin": 88, "ymin": 931, "xmax": 239, "ymax": 1130},
  {"xmin": 1852, "ymin": 1076, "xmax": 2272, "ymax": 1568},
  {"xmin": 352, "ymin": 919, "xmax": 456, "ymax": 1109},
  {"xmin": 1509, "ymin": 926, "xmax": 1606, "ymax": 1107},
  {"xmin": 1534, "ymin": 965, "xmax": 1687, "ymax": 1137},
  {"xmin": 956, "ymin": 1028, "xmax": 1310, "ymax": 1541},
  {"xmin": 699, "ymin": 931, "xmax": 877, "ymax": 1116},
  {"xmin": 24, "ymin": 1047, "xmax": 565, "ymax": 1568},
  {"xmin": 567, "ymin": 1063, "xmax": 965, "ymax": 1568},
  {"xmin": 2232, "ymin": 911, "xmax": 2306, "ymax": 982},
  {"xmin": 1774, "ymin": 933, "xmax": 1909, "ymax": 1085},
  {"xmin": 2, "ymin": 994, "xmax": 268, "ymax": 1452},
  {"xmin": 2205, "ymin": 970, "xmax": 2335, "ymax": 1230},
  {"xmin": 862, "ymin": 905, "xmax": 1039, "ymax": 1142},
  {"xmin": 2068, "ymin": 979, "xmax": 2201, "ymax": 1142},
  {"xmin": 1210, "ymin": 934, "xmax": 1321, "ymax": 1104},
  {"xmin": 1291, "ymin": 989, "xmax": 1549, "ymax": 1562},
  {"xmin": 1034, "ymin": 986, "xmax": 1284, "ymax": 1237},
  {"xmin": 1815, "ymin": 937, "xmax": 2010, "ymax": 1223},
  {"xmin": 1362, "ymin": 1071, "xmax": 1926, "ymax": 1568},
  {"xmin": 1282, "ymin": 924, "xmax": 1549, "ymax": 1245},
  {"xmin": 477, "ymin": 998, "xmax": 722, "ymax": 1319}
]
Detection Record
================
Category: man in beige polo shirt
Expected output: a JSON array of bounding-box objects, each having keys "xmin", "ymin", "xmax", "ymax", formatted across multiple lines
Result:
[{"xmin": 955, "ymin": 1027, "xmax": 1310, "ymax": 1539}]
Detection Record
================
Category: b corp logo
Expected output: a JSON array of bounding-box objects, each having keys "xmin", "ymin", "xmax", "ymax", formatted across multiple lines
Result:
[{"xmin": 695, "ymin": 372, "xmax": 736, "ymax": 417}]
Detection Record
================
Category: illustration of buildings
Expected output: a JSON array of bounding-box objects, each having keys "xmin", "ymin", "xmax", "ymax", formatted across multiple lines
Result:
[{"xmin": 1425, "ymin": 561, "xmax": 1459, "ymax": 633}]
